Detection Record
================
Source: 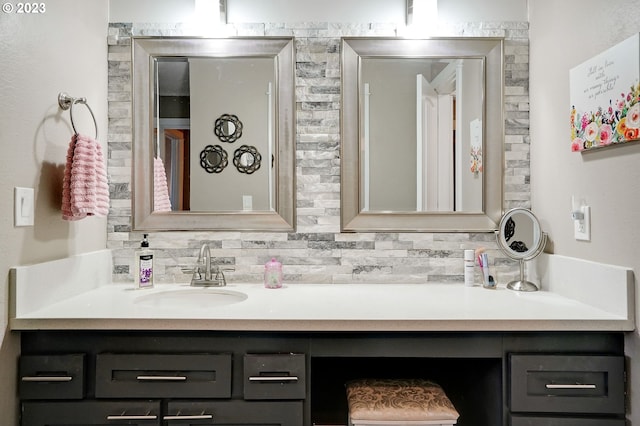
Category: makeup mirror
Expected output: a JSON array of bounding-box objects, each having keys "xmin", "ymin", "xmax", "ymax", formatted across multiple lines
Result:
[{"xmin": 496, "ymin": 208, "xmax": 547, "ymax": 291}]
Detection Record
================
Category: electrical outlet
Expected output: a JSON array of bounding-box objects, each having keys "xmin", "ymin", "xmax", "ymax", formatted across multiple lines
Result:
[
  {"xmin": 574, "ymin": 205, "xmax": 590, "ymax": 241},
  {"xmin": 242, "ymin": 195, "xmax": 253, "ymax": 211}
]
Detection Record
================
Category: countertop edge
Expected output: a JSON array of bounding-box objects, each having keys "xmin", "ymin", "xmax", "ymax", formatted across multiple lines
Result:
[{"xmin": 10, "ymin": 317, "xmax": 635, "ymax": 332}]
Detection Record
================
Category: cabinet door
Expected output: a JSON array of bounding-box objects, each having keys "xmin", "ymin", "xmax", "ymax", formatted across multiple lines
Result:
[
  {"xmin": 509, "ymin": 354, "xmax": 625, "ymax": 414},
  {"xmin": 244, "ymin": 353, "xmax": 306, "ymax": 400},
  {"xmin": 19, "ymin": 354, "xmax": 85, "ymax": 400},
  {"xmin": 22, "ymin": 401, "xmax": 161, "ymax": 426},
  {"xmin": 96, "ymin": 353, "xmax": 232, "ymax": 398},
  {"xmin": 510, "ymin": 415, "xmax": 625, "ymax": 426},
  {"xmin": 165, "ymin": 400, "xmax": 303, "ymax": 426}
]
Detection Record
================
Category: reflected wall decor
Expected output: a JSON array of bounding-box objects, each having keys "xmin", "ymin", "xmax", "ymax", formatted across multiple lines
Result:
[{"xmin": 570, "ymin": 33, "xmax": 640, "ymax": 152}]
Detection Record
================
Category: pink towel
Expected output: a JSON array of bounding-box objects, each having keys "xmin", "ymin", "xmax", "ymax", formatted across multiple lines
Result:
[
  {"xmin": 61, "ymin": 134, "xmax": 110, "ymax": 220},
  {"xmin": 153, "ymin": 156, "xmax": 172, "ymax": 212}
]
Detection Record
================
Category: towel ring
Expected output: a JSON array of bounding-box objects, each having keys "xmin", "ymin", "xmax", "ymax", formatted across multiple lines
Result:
[{"xmin": 58, "ymin": 92, "xmax": 98, "ymax": 140}]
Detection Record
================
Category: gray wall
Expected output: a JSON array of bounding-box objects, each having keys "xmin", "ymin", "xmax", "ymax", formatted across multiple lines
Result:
[
  {"xmin": 189, "ymin": 58, "xmax": 272, "ymax": 211},
  {"xmin": 529, "ymin": 1, "xmax": 640, "ymax": 423},
  {"xmin": 0, "ymin": 1, "xmax": 109, "ymax": 423},
  {"xmin": 363, "ymin": 59, "xmax": 419, "ymax": 211},
  {"xmin": 457, "ymin": 59, "xmax": 484, "ymax": 211}
]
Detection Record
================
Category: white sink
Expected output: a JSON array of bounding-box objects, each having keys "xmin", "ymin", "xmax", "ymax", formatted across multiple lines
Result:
[{"xmin": 134, "ymin": 288, "xmax": 248, "ymax": 309}]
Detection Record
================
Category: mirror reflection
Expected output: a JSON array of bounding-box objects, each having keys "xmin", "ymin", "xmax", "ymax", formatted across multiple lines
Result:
[
  {"xmin": 500, "ymin": 210, "xmax": 537, "ymax": 256},
  {"xmin": 199, "ymin": 145, "xmax": 228, "ymax": 174},
  {"xmin": 133, "ymin": 37, "xmax": 295, "ymax": 231},
  {"xmin": 361, "ymin": 57, "xmax": 483, "ymax": 213},
  {"xmin": 214, "ymin": 113, "xmax": 243, "ymax": 142},
  {"xmin": 341, "ymin": 37, "xmax": 504, "ymax": 232},
  {"xmin": 233, "ymin": 145, "xmax": 262, "ymax": 175},
  {"xmin": 240, "ymin": 153, "xmax": 254, "ymax": 166},
  {"xmin": 155, "ymin": 57, "xmax": 273, "ymax": 212}
]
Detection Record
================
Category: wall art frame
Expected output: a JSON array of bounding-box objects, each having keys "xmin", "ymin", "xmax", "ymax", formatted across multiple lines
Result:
[{"xmin": 570, "ymin": 33, "xmax": 640, "ymax": 152}]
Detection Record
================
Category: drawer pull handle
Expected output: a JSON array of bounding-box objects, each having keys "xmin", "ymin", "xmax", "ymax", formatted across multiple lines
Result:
[
  {"xmin": 164, "ymin": 414, "xmax": 214, "ymax": 420},
  {"xmin": 106, "ymin": 415, "xmax": 158, "ymax": 420},
  {"xmin": 545, "ymin": 383, "xmax": 597, "ymax": 389},
  {"xmin": 249, "ymin": 375, "xmax": 299, "ymax": 382},
  {"xmin": 136, "ymin": 375, "xmax": 187, "ymax": 381},
  {"xmin": 21, "ymin": 376, "xmax": 73, "ymax": 382}
]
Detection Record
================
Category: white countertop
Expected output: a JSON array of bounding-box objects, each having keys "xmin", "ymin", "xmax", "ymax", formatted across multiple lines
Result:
[
  {"xmin": 9, "ymin": 250, "xmax": 635, "ymax": 332},
  {"xmin": 9, "ymin": 282, "xmax": 634, "ymax": 331}
]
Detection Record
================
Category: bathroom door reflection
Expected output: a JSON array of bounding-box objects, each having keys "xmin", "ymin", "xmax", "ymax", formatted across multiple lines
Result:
[{"xmin": 158, "ymin": 124, "xmax": 190, "ymax": 211}]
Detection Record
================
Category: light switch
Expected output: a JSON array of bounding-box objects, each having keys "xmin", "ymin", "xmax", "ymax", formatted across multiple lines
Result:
[{"xmin": 15, "ymin": 187, "xmax": 34, "ymax": 227}]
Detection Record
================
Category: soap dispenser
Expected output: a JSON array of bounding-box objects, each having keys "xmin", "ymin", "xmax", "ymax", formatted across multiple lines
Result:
[{"xmin": 134, "ymin": 234, "xmax": 154, "ymax": 289}]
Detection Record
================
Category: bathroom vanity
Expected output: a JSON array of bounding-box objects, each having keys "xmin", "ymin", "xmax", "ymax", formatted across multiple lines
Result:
[
  {"xmin": 10, "ymin": 250, "xmax": 635, "ymax": 426},
  {"xmin": 17, "ymin": 330, "xmax": 625, "ymax": 426}
]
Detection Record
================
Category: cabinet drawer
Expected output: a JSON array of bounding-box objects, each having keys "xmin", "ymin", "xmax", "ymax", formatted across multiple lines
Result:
[
  {"xmin": 22, "ymin": 400, "xmax": 161, "ymax": 426},
  {"xmin": 165, "ymin": 401, "xmax": 216, "ymax": 425},
  {"xmin": 510, "ymin": 415, "xmax": 625, "ymax": 426},
  {"xmin": 166, "ymin": 400, "xmax": 303, "ymax": 426},
  {"xmin": 509, "ymin": 354, "xmax": 624, "ymax": 414},
  {"xmin": 95, "ymin": 353, "xmax": 231, "ymax": 398},
  {"xmin": 19, "ymin": 354, "xmax": 85, "ymax": 400},
  {"xmin": 243, "ymin": 354, "xmax": 306, "ymax": 400}
]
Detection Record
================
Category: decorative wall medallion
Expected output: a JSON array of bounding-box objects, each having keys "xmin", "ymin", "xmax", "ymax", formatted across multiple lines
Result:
[
  {"xmin": 200, "ymin": 144, "xmax": 228, "ymax": 173},
  {"xmin": 214, "ymin": 113, "xmax": 243, "ymax": 143},
  {"xmin": 233, "ymin": 145, "xmax": 262, "ymax": 174}
]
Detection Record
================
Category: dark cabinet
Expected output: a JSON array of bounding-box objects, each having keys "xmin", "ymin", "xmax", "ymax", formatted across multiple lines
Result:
[
  {"xmin": 508, "ymin": 354, "xmax": 625, "ymax": 424},
  {"xmin": 19, "ymin": 345, "xmax": 304, "ymax": 426},
  {"xmin": 95, "ymin": 353, "xmax": 232, "ymax": 398},
  {"xmin": 243, "ymin": 353, "xmax": 306, "ymax": 400},
  {"xmin": 166, "ymin": 400, "xmax": 302, "ymax": 426},
  {"xmin": 22, "ymin": 400, "xmax": 161, "ymax": 426},
  {"xmin": 19, "ymin": 354, "xmax": 85, "ymax": 400},
  {"xmin": 18, "ymin": 331, "xmax": 626, "ymax": 426},
  {"xmin": 509, "ymin": 416, "xmax": 625, "ymax": 426}
]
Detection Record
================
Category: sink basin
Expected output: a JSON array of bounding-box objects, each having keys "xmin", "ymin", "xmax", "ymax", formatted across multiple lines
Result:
[{"xmin": 134, "ymin": 288, "xmax": 248, "ymax": 309}]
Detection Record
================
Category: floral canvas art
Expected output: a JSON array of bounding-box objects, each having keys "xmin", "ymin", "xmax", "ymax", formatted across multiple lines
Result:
[{"xmin": 570, "ymin": 33, "xmax": 640, "ymax": 152}]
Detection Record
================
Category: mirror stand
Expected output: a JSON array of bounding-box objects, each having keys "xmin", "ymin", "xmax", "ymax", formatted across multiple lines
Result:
[{"xmin": 507, "ymin": 255, "xmax": 544, "ymax": 292}]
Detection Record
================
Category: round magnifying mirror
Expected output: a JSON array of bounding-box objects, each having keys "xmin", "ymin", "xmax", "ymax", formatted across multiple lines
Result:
[{"xmin": 496, "ymin": 208, "xmax": 547, "ymax": 291}]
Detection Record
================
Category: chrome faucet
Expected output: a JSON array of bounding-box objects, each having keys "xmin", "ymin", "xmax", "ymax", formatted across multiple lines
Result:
[{"xmin": 190, "ymin": 243, "xmax": 233, "ymax": 287}]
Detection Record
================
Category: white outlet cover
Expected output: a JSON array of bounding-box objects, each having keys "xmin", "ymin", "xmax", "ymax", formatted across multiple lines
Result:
[
  {"xmin": 242, "ymin": 195, "xmax": 253, "ymax": 211},
  {"xmin": 574, "ymin": 205, "xmax": 591, "ymax": 241}
]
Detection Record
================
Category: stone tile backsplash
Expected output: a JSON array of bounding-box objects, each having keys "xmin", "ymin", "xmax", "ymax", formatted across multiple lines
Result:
[{"xmin": 107, "ymin": 21, "xmax": 530, "ymax": 285}]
